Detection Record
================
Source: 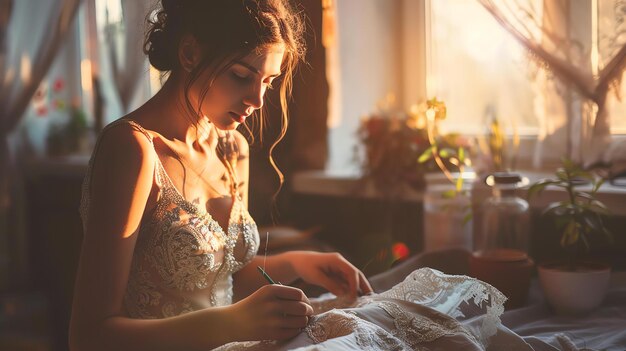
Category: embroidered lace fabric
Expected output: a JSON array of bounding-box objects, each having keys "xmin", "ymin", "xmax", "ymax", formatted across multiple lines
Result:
[
  {"xmin": 213, "ymin": 268, "xmax": 510, "ymax": 351},
  {"xmin": 79, "ymin": 119, "xmax": 260, "ymax": 319}
]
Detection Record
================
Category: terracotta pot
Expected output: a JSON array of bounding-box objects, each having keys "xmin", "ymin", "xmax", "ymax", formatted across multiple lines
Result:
[
  {"xmin": 538, "ymin": 261, "xmax": 611, "ymax": 316},
  {"xmin": 469, "ymin": 249, "xmax": 534, "ymax": 309}
]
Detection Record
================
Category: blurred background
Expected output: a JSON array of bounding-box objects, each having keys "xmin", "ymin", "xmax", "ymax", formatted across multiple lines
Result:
[{"xmin": 0, "ymin": 0, "xmax": 625, "ymax": 350}]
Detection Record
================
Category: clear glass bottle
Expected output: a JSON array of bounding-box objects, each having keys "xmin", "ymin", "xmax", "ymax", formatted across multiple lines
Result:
[
  {"xmin": 475, "ymin": 172, "xmax": 529, "ymax": 254},
  {"xmin": 470, "ymin": 172, "xmax": 533, "ymax": 308}
]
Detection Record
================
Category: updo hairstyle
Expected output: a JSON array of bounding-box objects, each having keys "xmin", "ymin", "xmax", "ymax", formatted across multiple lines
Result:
[{"xmin": 144, "ymin": 0, "xmax": 306, "ymax": 196}]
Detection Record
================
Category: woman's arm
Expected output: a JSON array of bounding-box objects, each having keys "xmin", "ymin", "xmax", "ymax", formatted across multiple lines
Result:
[
  {"xmin": 234, "ymin": 251, "xmax": 373, "ymax": 301},
  {"xmin": 229, "ymin": 130, "xmax": 372, "ymax": 300},
  {"xmin": 70, "ymin": 125, "xmax": 312, "ymax": 351}
]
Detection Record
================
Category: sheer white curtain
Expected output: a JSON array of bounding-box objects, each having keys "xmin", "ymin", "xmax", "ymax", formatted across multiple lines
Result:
[
  {"xmin": 0, "ymin": 0, "xmax": 84, "ymax": 288},
  {"xmin": 84, "ymin": 0, "xmax": 151, "ymax": 128},
  {"xmin": 478, "ymin": 0, "xmax": 626, "ymax": 167},
  {"xmin": 104, "ymin": 0, "xmax": 151, "ymax": 113}
]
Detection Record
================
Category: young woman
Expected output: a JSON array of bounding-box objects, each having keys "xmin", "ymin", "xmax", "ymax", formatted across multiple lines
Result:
[
  {"xmin": 70, "ymin": 1, "xmax": 525, "ymax": 350},
  {"xmin": 70, "ymin": 1, "xmax": 371, "ymax": 350}
]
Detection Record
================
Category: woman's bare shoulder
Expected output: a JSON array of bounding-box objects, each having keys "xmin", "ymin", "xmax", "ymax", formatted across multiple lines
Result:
[
  {"xmin": 96, "ymin": 119, "xmax": 156, "ymax": 165},
  {"xmin": 88, "ymin": 119, "xmax": 157, "ymax": 196},
  {"xmin": 86, "ymin": 120, "xmax": 157, "ymax": 235}
]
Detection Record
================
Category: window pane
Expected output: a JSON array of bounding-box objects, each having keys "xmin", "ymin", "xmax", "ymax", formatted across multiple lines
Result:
[
  {"xmin": 427, "ymin": 0, "xmax": 539, "ymax": 135},
  {"xmin": 599, "ymin": 0, "xmax": 626, "ymax": 134}
]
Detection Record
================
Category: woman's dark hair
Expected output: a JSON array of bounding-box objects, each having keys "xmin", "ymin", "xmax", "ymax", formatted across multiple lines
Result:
[{"xmin": 144, "ymin": 0, "xmax": 306, "ymax": 198}]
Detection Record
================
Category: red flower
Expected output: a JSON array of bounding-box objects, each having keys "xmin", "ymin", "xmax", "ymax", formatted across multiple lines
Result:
[
  {"xmin": 392, "ymin": 242, "xmax": 410, "ymax": 261},
  {"xmin": 53, "ymin": 78, "xmax": 64, "ymax": 92},
  {"xmin": 36, "ymin": 105, "xmax": 49, "ymax": 117}
]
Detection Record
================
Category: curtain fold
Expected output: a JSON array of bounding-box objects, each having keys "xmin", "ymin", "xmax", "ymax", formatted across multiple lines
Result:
[
  {"xmin": 0, "ymin": 0, "xmax": 84, "ymax": 288},
  {"xmin": 478, "ymin": 0, "xmax": 626, "ymax": 166},
  {"xmin": 105, "ymin": 0, "xmax": 150, "ymax": 114}
]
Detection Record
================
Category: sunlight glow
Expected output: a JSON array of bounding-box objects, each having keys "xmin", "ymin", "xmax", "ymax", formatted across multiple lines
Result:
[
  {"xmin": 81, "ymin": 59, "xmax": 93, "ymax": 92},
  {"xmin": 20, "ymin": 54, "xmax": 31, "ymax": 83},
  {"xmin": 428, "ymin": 0, "xmax": 540, "ymax": 134},
  {"xmin": 591, "ymin": 0, "xmax": 599, "ymax": 77}
]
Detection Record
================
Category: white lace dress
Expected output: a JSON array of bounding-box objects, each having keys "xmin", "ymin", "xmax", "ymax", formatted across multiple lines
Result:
[{"xmin": 79, "ymin": 119, "xmax": 260, "ymax": 318}]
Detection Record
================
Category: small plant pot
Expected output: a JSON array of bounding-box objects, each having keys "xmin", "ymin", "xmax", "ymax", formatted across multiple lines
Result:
[
  {"xmin": 469, "ymin": 249, "xmax": 534, "ymax": 309},
  {"xmin": 538, "ymin": 261, "xmax": 610, "ymax": 316}
]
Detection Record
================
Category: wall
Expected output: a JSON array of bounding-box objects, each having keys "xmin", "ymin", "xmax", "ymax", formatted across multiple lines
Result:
[{"xmin": 327, "ymin": 0, "xmax": 405, "ymax": 172}]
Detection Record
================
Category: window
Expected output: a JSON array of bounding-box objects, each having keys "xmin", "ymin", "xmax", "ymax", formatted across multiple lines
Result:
[
  {"xmin": 427, "ymin": 0, "xmax": 539, "ymax": 135},
  {"xmin": 327, "ymin": 0, "xmax": 626, "ymax": 172}
]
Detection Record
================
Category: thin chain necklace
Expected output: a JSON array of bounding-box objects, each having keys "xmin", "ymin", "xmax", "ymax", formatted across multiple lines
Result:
[{"xmin": 165, "ymin": 130, "xmax": 240, "ymax": 200}]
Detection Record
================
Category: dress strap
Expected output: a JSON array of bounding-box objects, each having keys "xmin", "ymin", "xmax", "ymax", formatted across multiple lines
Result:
[
  {"xmin": 115, "ymin": 118, "xmax": 171, "ymax": 190},
  {"xmin": 118, "ymin": 118, "xmax": 154, "ymax": 143}
]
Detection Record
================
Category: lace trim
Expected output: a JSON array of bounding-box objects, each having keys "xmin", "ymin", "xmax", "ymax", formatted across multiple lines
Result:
[
  {"xmin": 306, "ymin": 309, "xmax": 406, "ymax": 350},
  {"xmin": 377, "ymin": 300, "xmax": 479, "ymax": 348},
  {"xmin": 376, "ymin": 268, "xmax": 506, "ymax": 346}
]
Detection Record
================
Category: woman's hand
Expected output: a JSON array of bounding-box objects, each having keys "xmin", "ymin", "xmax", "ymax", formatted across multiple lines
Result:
[
  {"xmin": 289, "ymin": 251, "xmax": 373, "ymax": 299},
  {"xmin": 226, "ymin": 284, "xmax": 313, "ymax": 341}
]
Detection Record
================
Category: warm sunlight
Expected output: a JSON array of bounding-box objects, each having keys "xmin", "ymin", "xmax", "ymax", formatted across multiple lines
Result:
[{"xmin": 428, "ymin": 0, "xmax": 539, "ymax": 135}]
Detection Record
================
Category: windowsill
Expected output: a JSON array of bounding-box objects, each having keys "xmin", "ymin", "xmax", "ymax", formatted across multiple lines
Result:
[{"xmin": 291, "ymin": 169, "xmax": 626, "ymax": 216}]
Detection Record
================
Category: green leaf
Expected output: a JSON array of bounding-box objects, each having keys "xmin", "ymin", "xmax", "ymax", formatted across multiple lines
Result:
[
  {"xmin": 418, "ymin": 146, "xmax": 434, "ymax": 163},
  {"xmin": 582, "ymin": 215, "xmax": 601, "ymax": 233},
  {"xmin": 542, "ymin": 201, "xmax": 569, "ymax": 217},
  {"xmin": 456, "ymin": 174, "xmax": 463, "ymax": 192},
  {"xmin": 439, "ymin": 148, "xmax": 456, "ymax": 158},
  {"xmin": 527, "ymin": 179, "xmax": 560, "ymax": 199},
  {"xmin": 560, "ymin": 221, "xmax": 579, "ymax": 247},
  {"xmin": 458, "ymin": 147, "xmax": 465, "ymax": 163},
  {"xmin": 442, "ymin": 189, "xmax": 457, "ymax": 199},
  {"xmin": 589, "ymin": 200, "xmax": 611, "ymax": 215},
  {"xmin": 592, "ymin": 178, "xmax": 605, "ymax": 194}
]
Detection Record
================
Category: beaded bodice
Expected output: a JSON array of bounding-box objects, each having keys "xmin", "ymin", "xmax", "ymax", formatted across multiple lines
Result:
[{"xmin": 79, "ymin": 119, "xmax": 260, "ymax": 319}]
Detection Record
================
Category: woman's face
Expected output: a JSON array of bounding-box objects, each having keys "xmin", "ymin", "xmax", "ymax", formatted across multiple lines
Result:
[{"xmin": 191, "ymin": 44, "xmax": 286, "ymax": 131}]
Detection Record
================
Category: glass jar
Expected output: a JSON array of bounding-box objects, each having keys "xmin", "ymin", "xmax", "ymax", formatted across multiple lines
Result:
[
  {"xmin": 470, "ymin": 172, "xmax": 533, "ymax": 308},
  {"xmin": 423, "ymin": 172, "xmax": 474, "ymax": 252},
  {"xmin": 475, "ymin": 172, "xmax": 529, "ymax": 253}
]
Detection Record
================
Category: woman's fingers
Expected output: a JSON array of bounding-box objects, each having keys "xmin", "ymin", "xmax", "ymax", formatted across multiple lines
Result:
[
  {"xmin": 280, "ymin": 300, "xmax": 314, "ymax": 317},
  {"xmin": 269, "ymin": 285, "xmax": 310, "ymax": 304},
  {"xmin": 317, "ymin": 268, "xmax": 350, "ymax": 296},
  {"xmin": 358, "ymin": 270, "xmax": 374, "ymax": 295},
  {"xmin": 333, "ymin": 256, "xmax": 372, "ymax": 297}
]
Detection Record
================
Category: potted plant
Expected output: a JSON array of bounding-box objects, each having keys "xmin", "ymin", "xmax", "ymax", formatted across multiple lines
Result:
[
  {"xmin": 418, "ymin": 98, "xmax": 474, "ymax": 252},
  {"xmin": 528, "ymin": 159, "xmax": 613, "ymax": 315}
]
